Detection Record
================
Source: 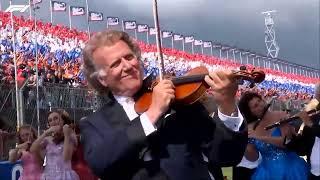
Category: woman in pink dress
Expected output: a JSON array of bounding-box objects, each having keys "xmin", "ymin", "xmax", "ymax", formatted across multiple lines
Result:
[
  {"xmin": 9, "ymin": 124, "xmax": 42, "ymax": 180},
  {"xmin": 31, "ymin": 109, "xmax": 79, "ymax": 180}
]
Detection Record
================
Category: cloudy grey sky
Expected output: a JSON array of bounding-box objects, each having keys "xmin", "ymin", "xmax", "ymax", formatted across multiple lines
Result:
[{"xmin": 2, "ymin": 0, "xmax": 319, "ymax": 70}]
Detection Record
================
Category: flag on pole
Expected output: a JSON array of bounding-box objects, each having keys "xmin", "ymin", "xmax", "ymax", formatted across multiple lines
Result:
[
  {"xmin": 107, "ymin": 17, "xmax": 119, "ymax": 25},
  {"xmin": 149, "ymin": 27, "xmax": 157, "ymax": 35},
  {"xmin": 185, "ymin": 36, "xmax": 194, "ymax": 43},
  {"xmin": 52, "ymin": 1, "xmax": 66, "ymax": 11},
  {"xmin": 89, "ymin": 12, "xmax": 103, "ymax": 21},
  {"xmin": 194, "ymin": 40, "xmax": 203, "ymax": 46},
  {"xmin": 173, "ymin": 34, "xmax": 183, "ymax": 41},
  {"xmin": 137, "ymin": 24, "xmax": 148, "ymax": 32},
  {"xmin": 162, "ymin": 31, "xmax": 172, "ymax": 38},
  {"xmin": 31, "ymin": 0, "xmax": 42, "ymax": 5},
  {"xmin": 203, "ymin": 41, "xmax": 212, "ymax": 48},
  {"xmin": 124, "ymin": 21, "xmax": 136, "ymax": 30},
  {"xmin": 70, "ymin": 6, "xmax": 85, "ymax": 16},
  {"xmin": 221, "ymin": 46, "xmax": 230, "ymax": 50}
]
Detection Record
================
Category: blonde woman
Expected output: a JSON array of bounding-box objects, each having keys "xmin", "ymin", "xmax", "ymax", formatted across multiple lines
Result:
[{"xmin": 9, "ymin": 125, "xmax": 41, "ymax": 180}]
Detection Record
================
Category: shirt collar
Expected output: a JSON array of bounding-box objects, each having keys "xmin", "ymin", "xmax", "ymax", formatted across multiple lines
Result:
[{"xmin": 114, "ymin": 95, "xmax": 134, "ymax": 106}]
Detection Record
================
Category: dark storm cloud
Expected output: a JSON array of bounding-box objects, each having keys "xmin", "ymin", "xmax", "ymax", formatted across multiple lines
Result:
[{"xmin": 1, "ymin": 0, "xmax": 319, "ymax": 69}]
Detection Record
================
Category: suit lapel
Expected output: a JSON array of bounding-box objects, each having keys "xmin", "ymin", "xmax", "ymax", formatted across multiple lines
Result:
[
  {"xmin": 89, "ymin": 96, "xmax": 131, "ymax": 132},
  {"xmin": 105, "ymin": 100, "xmax": 132, "ymax": 129}
]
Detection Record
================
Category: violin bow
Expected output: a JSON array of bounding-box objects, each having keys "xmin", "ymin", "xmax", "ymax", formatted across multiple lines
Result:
[{"xmin": 152, "ymin": 0, "xmax": 165, "ymax": 80}]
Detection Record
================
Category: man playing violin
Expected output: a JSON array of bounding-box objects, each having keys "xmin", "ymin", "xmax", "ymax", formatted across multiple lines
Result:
[
  {"xmin": 79, "ymin": 30, "xmax": 248, "ymax": 180},
  {"xmin": 284, "ymin": 82, "xmax": 320, "ymax": 180}
]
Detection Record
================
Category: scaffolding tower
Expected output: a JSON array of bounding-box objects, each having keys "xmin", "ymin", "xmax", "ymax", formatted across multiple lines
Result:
[{"xmin": 262, "ymin": 10, "xmax": 280, "ymax": 58}]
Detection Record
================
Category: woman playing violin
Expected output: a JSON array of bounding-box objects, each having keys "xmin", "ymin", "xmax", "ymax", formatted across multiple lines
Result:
[
  {"xmin": 79, "ymin": 30, "xmax": 248, "ymax": 180},
  {"xmin": 30, "ymin": 109, "xmax": 79, "ymax": 180},
  {"xmin": 238, "ymin": 91, "xmax": 309, "ymax": 180},
  {"xmin": 9, "ymin": 125, "xmax": 42, "ymax": 180}
]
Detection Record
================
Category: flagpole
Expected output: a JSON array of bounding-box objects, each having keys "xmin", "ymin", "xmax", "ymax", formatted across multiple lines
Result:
[
  {"xmin": 191, "ymin": 43, "xmax": 194, "ymax": 54},
  {"xmin": 201, "ymin": 44, "xmax": 204, "ymax": 54},
  {"xmin": 182, "ymin": 40, "xmax": 185, "ymax": 51},
  {"xmin": 146, "ymin": 31, "xmax": 149, "ymax": 44},
  {"xmin": 85, "ymin": 0, "xmax": 91, "ymax": 39},
  {"xmin": 134, "ymin": 29, "xmax": 137, "ymax": 39},
  {"xmin": 171, "ymin": 36, "xmax": 174, "ymax": 49},
  {"xmin": 9, "ymin": 5, "xmax": 21, "ymax": 130},
  {"xmin": 33, "ymin": 5, "xmax": 40, "ymax": 136},
  {"xmin": 50, "ymin": 0, "xmax": 53, "ymax": 24},
  {"xmin": 29, "ymin": 0, "xmax": 32, "ymax": 19},
  {"xmin": 68, "ymin": 6, "xmax": 72, "ymax": 29},
  {"xmin": 117, "ymin": 21, "xmax": 121, "ymax": 31},
  {"xmin": 106, "ymin": 19, "xmax": 109, "ymax": 29},
  {"xmin": 121, "ymin": 20, "xmax": 124, "ymax": 31}
]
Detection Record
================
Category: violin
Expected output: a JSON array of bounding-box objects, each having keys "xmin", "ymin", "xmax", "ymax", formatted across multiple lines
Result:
[
  {"xmin": 264, "ymin": 98, "xmax": 320, "ymax": 130},
  {"xmin": 134, "ymin": 66, "xmax": 265, "ymax": 113}
]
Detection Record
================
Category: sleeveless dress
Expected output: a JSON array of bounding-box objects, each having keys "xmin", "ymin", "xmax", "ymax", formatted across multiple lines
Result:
[
  {"xmin": 19, "ymin": 151, "xmax": 42, "ymax": 180},
  {"xmin": 249, "ymin": 127, "xmax": 309, "ymax": 180},
  {"xmin": 41, "ymin": 136, "xmax": 80, "ymax": 180}
]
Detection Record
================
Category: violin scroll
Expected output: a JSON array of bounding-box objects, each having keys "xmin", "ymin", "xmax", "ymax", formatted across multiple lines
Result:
[
  {"xmin": 251, "ymin": 70, "xmax": 265, "ymax": 83},
  {"xmin": 234, "ymin": 66, "xmax": 265, "ymax": 87}
]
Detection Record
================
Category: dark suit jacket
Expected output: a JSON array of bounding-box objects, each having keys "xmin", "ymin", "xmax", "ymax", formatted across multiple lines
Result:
[
  {"xmin": 285, "ymin": 117, "xmax": 320, "ymax": 164},
  {"xmin": 79, "ymin": 95, "xmax": 248, "ymax": 180},
  {"xmin": 232, "ymin": 166, "xmax": 255, "ymax": 180}
]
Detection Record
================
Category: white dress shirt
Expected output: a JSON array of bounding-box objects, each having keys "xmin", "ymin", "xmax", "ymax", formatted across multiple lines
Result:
[
  {"xmin": 237, "ymin": 152, "xmax": 262, "ymax": 169},
  {"xmin": 114, "ymin": 95, "xmax": 244, "ymax": 137},
  {"xmin": 114, "ymin": 95, "xmax": 157, "ymax": 136},
  {"xmin": 217, "ymin": 107, "xmax": 244, "ymax": 132},
  {"xmin": 310, "ymin": 120, "xmax": 320, "ymax": 176}
]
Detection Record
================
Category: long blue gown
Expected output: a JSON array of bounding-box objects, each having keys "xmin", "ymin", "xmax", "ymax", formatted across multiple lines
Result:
[{"xmin": 249, "ymin": 127, "xmax": 309, "ymax": 180}]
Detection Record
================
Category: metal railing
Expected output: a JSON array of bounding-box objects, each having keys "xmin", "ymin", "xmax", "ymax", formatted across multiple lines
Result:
[
  {"xmin": 1, "ymin": 83, "xmax": 308, "ymax": 127},
  {"xmin": 1, "ymin": 83, "xmax": 96, "ymax": 133}
]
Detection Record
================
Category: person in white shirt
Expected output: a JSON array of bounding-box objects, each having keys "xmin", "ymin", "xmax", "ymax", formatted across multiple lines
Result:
[
  {"xmin": 285, "ymin": 83, "xmax": 320, "ymax": 180},
  {"xmin": 79, "ymin": 30, "xmax": 248, "ymax": 180}
]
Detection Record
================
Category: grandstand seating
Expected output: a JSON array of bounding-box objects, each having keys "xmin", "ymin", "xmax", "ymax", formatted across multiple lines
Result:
[{"xmin": 0, "ymin": 11, "xmax": 318, "ymax": 97}]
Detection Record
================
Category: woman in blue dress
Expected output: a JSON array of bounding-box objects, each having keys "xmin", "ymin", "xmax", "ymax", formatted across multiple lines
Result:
[{"xmin": 238, "ymin": 92, "xmax": 309, "ymax": 180}]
